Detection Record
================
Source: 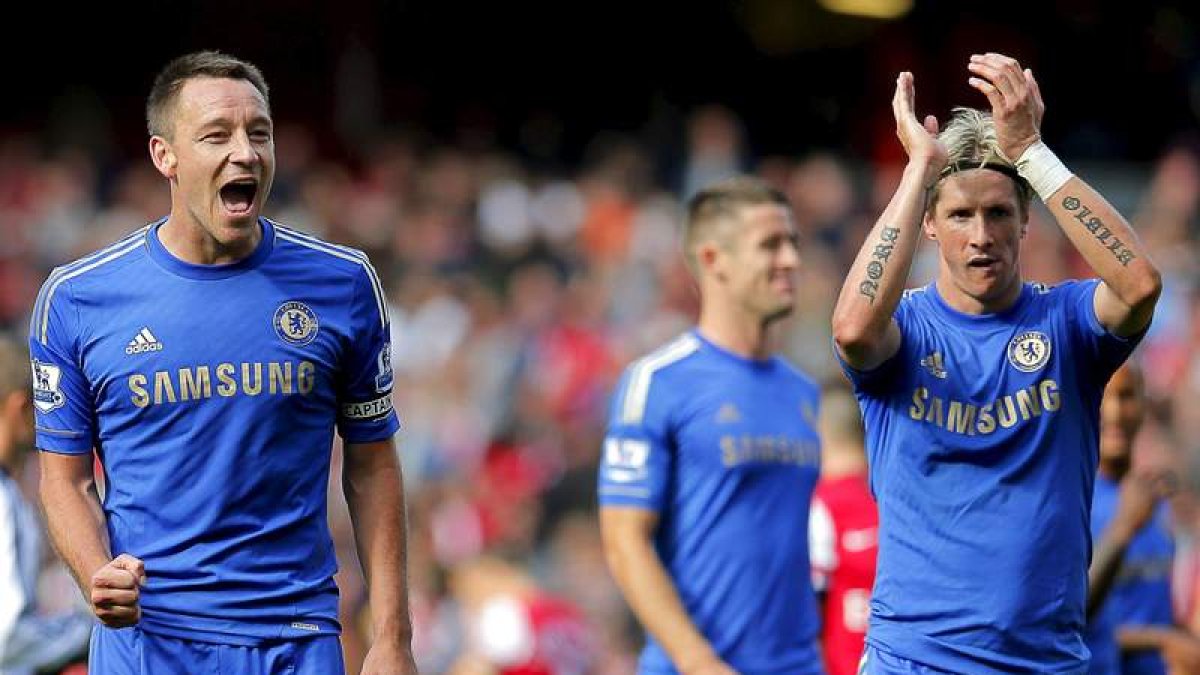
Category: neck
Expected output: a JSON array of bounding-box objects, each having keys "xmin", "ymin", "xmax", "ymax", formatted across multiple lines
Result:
[
  {"xmin": 159, "ymin": 211, "xmax": 262, "ymax": 265},
  {"xmin": 697, "ymin": 302, "xmax": 774, "ymax": 360},
  {"xmin": 935, "ymin": 275, "xmax": 1023, "ymax": 315}
]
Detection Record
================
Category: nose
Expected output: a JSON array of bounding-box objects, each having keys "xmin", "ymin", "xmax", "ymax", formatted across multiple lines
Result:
[
  {"xmin": 967, "ymin": 215, "xmax": 993, "ymax": 249},
  {"xmin": 228, "ymin": 129, "xmax": 259, "ymax": 166},
  {"xmin": 779, "ymin": 240, "xmax": 801, "ymax": 270}
]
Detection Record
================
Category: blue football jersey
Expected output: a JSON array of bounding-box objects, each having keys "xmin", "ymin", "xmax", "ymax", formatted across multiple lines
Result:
[
  {"xmin": 1085, "ymin": 475, "xmax": 1173, "ymax": 675},
  {"xmin": 599, "ymin": 331, "xmax": 823, "ymax": 675},
  {"xmin": 29, "ymin": 218, "xmax": 399, "ymax": 644},
  {"xmin": 840, "ymin": 281, "xmax": 1141, "ymax": 674}
]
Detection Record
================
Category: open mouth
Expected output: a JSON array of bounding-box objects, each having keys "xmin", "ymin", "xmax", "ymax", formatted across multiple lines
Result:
[
  {"xmin": 967, "ymin": 256, "xmax": 998, "ymax": 270},
  {"xmin": 219, "ymin": 178, "xmax": 259, "ymax": 215}
]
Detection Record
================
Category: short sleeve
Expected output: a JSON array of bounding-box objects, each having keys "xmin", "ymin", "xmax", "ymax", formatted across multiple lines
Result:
[
  {"xmin": 28, "ymin": 277, "xmax": 94, "ymax": 454},
  {"xmin": 597, "ymin": 368, "xmax": 673, "ymax": 512},
  {"xmin": 335, "ymin": 260, "xmax": 400, "ymax": 443},
  {"xmin": 835, "ymin": 294, "xmax": 915, "ymax": 395},
  {"xmin": 1057, "ymin": 279, "xmax": 1146, "ymax": 381}
]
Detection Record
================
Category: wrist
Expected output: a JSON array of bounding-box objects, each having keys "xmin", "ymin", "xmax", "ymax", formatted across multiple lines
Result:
[
  {"xmin": 1014, "ymin": 140, "xmax": 1074, "ymax": 201},
  {"xmin": 371, "ymin": 618, "xmax": 414, "ymax": 647},
  {"xmin": 678, "ymin": 647, "xmax": 721, "ymax": 674},
  {"xmin": 903, "ymin": 159, "xmax": 944, "ymax": 189}
]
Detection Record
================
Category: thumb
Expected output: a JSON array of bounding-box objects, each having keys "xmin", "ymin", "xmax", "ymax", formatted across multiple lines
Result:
[
  {"xmin": 112, "ymin": 554, "xmax": 148, "ymax": 585},
  {"xmin": 923, "ymin": 114, "xmax": 939, "ymax": 136}
]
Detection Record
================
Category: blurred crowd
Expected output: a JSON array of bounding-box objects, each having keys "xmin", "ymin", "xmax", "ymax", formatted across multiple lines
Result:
[{"xmin": 2, "ymin": 101, "xmax": 1200, "ymax": 672}]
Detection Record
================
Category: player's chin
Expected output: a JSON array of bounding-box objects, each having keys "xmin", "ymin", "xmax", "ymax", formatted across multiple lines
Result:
[
  {"xmin": 762, "ymin": 300, "xmax": 795, "ymax": 323},
  {"xmin": 214, "ymin": 205, "xmax": 261, "ymax": 231}
]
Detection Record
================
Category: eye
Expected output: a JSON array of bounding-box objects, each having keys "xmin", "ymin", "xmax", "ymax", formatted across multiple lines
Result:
[
  {"xmin": 201, "ymin": 132, "xmax": 228, "ymax": 143},
  {"xmin": 250, "ymin": 130, "xmax": 272, "ymax": 142},
  {"xmin": 987, "ymin": 206, "xmax": 1013, "ymax": 218}
]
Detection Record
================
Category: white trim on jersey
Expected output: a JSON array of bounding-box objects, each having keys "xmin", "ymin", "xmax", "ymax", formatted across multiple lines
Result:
[
  {"xmin": 37, "ymin": 233, "xmax": 149, "ymax": 344},
  {"xmin": 619, "ymin": 334, "xmax": 700, "ymax": 425},
  {"xmin": 272, "ymin": 225, "xmax": 389, "ymax": 330},
  {"xmin": 32, "ymin": 226, "xmax": 152, "ymax": 344}
]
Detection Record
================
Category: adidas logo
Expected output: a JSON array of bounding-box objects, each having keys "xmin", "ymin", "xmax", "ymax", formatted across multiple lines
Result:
[
  {"xmin": 920, "ymin": 351, "xmax": 947, "ymax": 379},
  {"xmin": 125, "ymin": 328, "xmax": 164, "ymax": 355}
]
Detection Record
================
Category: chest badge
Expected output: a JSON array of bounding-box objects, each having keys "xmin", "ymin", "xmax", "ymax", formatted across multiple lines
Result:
[
  {"xmin": 1007, "ymin": 331, "xmax": 1051, "ymax": 373},
  {"xmin": 274, "ymin": 301, "xmax": 320, "ymax": 346}
]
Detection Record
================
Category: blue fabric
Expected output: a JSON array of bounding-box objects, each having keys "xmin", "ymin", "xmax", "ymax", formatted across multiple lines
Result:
[
  {"xmin": 860, "ymin": 645, "xmax": 958, "ymax": 675},
  {"xmin": 840, "ymin": 281, "xmax": 1140, "ymax": 674},
  {"xmin": 599, "ymin": 330, "xmax": 823, "ymax": 674},
  {"xmin": 31, "ymin": 219, "xmax": 398, "ymax": 644},
  {"xmin": 89, "ymin": 626, "xmax": 344, "ymax": 674},
  {"xmin": 1086, "ymin": 474, "xmax": 1173, "ymax": 675}
]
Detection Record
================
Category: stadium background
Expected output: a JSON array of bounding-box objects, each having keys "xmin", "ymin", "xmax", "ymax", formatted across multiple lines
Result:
[{"xmin": 4, "ymin": 1, "xmax": 1200, "ymax": 671}]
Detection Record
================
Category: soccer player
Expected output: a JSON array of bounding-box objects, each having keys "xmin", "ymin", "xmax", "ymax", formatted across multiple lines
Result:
[
  {"xmin": 831, "ymin": 52, "xmax": 1162, "ymax": 673},
  {"xmin": 31, "ymin": 52, "xmax": 416, "ymax": 674},
  {"xmin": 598, "ymin": 176, "xmax": 823, "ymax": 674},
  {"xmin": 1085, "ymin": 363, "xmax": 1200, "ymax": 675},
  {"xmin": 809, "ymin": 380, "xmax": 877, "ymax": 675},
  {"xmin": 0, "ymin": 333, "xmax": 93, "ymax": 674}
]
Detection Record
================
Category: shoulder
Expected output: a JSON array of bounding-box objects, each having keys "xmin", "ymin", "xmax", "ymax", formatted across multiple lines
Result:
[
  {"xmin": 31, "ymin": 225, "xmax": 154, "ymax": 341},
  {"xmin": 1032, "ymin": 278, "xmax": 1095, "ymax": 302},
  {"xmin": 41, "ymin": 225, "xmax": 153, "ymax": 290},
  {"xmin": 773, "ymin": 357, "xmax": 819, "ymax": 394},
  {"xmin": 613, "ymin": 333, "xmax": 704, "ymax": 425},
  {"xmin": 269, "ymin": 219, "xmax": 382, "ymax": 280}
]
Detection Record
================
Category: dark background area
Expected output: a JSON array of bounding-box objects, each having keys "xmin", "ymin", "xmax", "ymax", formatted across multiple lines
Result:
[{"xmin": 7, "ymin": 1, "xmax": 1199, "ymax": 166}]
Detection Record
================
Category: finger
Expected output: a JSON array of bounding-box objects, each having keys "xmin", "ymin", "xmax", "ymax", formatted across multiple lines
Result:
[
  {"xmin": 923, "ymin": 114, "xmax": 939, "ymax": 136},
  {"xmin": 1025, "ymin": 69, "xmax": 1045, "ymax": 114},
  {"xmin": 92, "ymin": 567, "xmax": 138, "ymax": 590},
  {"xmin": 967, "ymin": 61, "xmax": 1020, "ymax": 105},
  {"xmin": 970, "ymin": 53, "xmax": 1027, "ymax": 96},
  {"xmin": 893, "ymin": 72, "xmax": 914, "ymax": 117},
  {"xmin": 967, "ymin": 77, "xmax": 1005, "ymax": 111},
  {"xmin": 92, "ymin": 586, "xmax": 140, "ymax": 607},
  {"xmin": 111, "ymin": 554, "xmax": 147, "ymax": 585},
  {"xmin": 97, "ymin": 605, "xmax": 141, "ymax": 628}
]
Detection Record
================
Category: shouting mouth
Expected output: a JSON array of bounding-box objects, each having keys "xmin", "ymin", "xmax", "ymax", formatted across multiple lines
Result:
[{"xmin": 219, "ymin": 177, "xmax": 259, "ymax": 216}]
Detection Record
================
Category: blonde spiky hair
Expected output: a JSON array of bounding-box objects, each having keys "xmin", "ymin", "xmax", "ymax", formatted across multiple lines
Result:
[{"xmin": 928, "ymin": 107, "xmax": 1032, "ymax": 215}]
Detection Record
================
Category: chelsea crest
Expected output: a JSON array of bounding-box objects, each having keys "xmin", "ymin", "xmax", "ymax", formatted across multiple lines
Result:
[
  {"xmin": 274, "ymin": 301, "xmax": 319, "ymax": 345},
  {"xmin": 1007, "ymin": 331, "xmax": 1051, "ymax": 373}
]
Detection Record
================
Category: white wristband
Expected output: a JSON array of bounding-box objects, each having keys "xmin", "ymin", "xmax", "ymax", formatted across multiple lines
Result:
[{"xmin": 1014, "ymin": 141, "xmax": 1074, "ymax": 201}]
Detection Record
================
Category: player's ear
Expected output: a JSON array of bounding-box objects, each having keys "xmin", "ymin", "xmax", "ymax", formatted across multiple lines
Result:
[
  {"xmin": 922, "ymin": 211, "xmax": 938, "ymax": 241},
  {"xmin": 697, "ymin": 241, "xmax": 725, "ymax": 279},
  {"xmin": 149, "ymin": 136, "xmax": 177, "ymax": 179}
]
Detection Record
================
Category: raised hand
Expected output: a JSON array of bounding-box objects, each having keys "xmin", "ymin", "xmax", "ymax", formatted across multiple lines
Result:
[
  {"xmin": 90, "ymin": 553, "xmax": 146, "ymax": 628},
  {"xmin": 967, "ymin": 53, "xmax": 1044, "ymax": 161},
  {"xmin": 893, "ymin": 71, "xmax": 948, "ymax": 175}
]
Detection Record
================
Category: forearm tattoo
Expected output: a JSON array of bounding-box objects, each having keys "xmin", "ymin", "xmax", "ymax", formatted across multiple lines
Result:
[
  {"xmin": 1061, "ymin": 196, "xmax": 1136, "ymax": 266},
  {"xmin": 858, "ymin": 227, "xmax": 899, "ymax": 303}
]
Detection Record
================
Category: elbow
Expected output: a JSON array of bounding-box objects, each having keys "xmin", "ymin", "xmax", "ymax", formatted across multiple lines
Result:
[
  {"xmin": 1123, "ymin": 265, "xmax": 1163, "ymax": 314},
  {"xmin": 832, "ymin": 313, "xmax": 875, "ymax": 359}
]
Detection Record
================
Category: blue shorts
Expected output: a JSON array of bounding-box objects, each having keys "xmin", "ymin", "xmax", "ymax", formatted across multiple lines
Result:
[
  {"xmin": 859, "ymin": 645, "xmax": 957, "ymax": 675},
  {"xmin": 89, "ymin": 626, "xmax": 344, "ymax": 674}
]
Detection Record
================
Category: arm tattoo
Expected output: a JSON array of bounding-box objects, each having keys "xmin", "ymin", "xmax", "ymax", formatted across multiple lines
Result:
[
  {"xmin": 1061, "ymin": 196, "xmax": 1136, "ymax": 266},
  {"xmin": 858, "ymin": 227, "xmax": 899, "ymax": 303}
]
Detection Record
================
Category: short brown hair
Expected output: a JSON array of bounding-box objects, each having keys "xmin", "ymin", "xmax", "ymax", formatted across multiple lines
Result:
[
  {"xmin": 146, "ymin": 50, "xmax": 270, "ymax": 138},
  {"xmin": 683, "ymin": 176, "xmax": 790, "ymax": 273}
]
